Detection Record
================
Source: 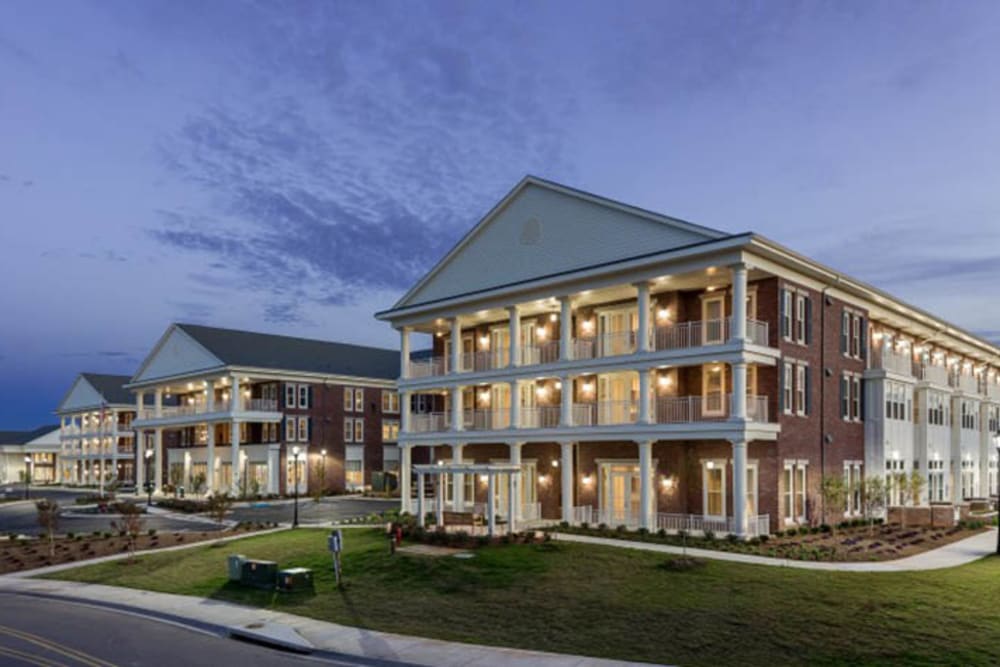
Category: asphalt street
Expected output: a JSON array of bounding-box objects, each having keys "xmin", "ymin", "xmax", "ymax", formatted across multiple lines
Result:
[
  {"xmin": 228, "ymin": 496, "xmax": 397, "ymax": 525},
  {"xmin": 0, "ymin": 592, "xmax": 370, "ymax": 666}
]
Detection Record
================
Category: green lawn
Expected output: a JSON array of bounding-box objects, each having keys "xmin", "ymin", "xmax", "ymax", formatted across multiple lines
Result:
[{"xmin": 43, "ymin": 528, "xmax": 1000, "ymax": 666}]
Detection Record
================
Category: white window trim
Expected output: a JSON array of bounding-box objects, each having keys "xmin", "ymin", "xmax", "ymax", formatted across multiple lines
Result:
[
  {"xmin": 298, "ymin": 385, "xmax": 309, "ymax": 409},
  {"xmin": 783, "ymin": 363, "xmax": 794, "ymax": 416},
  {"xmin": 702, "ymin": 364, "xmax": 726, "ymax": 417},
  {"xmin": 344, "ymin": 388, "xmax": 354, "ymax": 413},
  {"xmin": 702, "ymin": 459, "xmax": 727, "ymax": 520},
  {"xmin": 343, "ymin": 417, "xmax": 354, "ymax": 443},
  {"xmin": 781, "ymin": 289, "xmax": 793, "ymax": 342},
  {"xmin": 285, "ymin": 384, "xmax": 297, "ymax": 409}
]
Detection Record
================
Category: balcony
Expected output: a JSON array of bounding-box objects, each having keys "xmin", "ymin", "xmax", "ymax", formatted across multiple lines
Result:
[
  {"xmin": 987, "ymin": 383, "xmax": 1000, "ymax": 400},
  {"xmin": 872, "ymin": 348, "xmax": 914, "ymax": 377},
  {"xmin": 653, "ymin": 317, "xmax": 769, "ymax": 351},
  {"xmin": 918, "ymin": 364, "xmax": 949, "ymax": 386},
  {"xmin": 950, "ymin": 373, "xmax": 979, "ymax": 394},
  {"xmin": 654, "ymin": 394, "xmax": 769, "ymax": 424},
  {"xmin": 136, "ymin": 397, "xmax": 279, "ymax": 421},
  {"xmin": 520, "ymin": 405, "xmax": 561, "ymax": 429}
]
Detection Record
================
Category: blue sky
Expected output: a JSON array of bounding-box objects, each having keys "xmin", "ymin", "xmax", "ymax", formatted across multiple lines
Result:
[{"xmin": 2, "ymin": 1, "xmax": 1000, "ymax": 428}]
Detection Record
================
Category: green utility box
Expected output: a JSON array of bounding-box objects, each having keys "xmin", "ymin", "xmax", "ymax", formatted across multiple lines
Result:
[
  {"xmin": 240, "ymin": 559, "xmax": 278, "ymax": 590},
  {"xmin": 227, "ymin": 554, "xmax": 247, "ymax": 582},
  {"xmin": 276, "ymin": 567, "xmax": 314, "ymax": 592}
]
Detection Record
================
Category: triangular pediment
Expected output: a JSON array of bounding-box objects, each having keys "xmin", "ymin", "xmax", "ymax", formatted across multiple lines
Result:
[
  {"xmin": 132, "ymin": 325, "xmax": 225, "ymax": 383},
  {"xmin": 58, "ymin": 376, "xmax": 107, "ymax": 412},
  {"xmin": 394, "ymin": 177, "xmax": 727, "ymax": 308}
]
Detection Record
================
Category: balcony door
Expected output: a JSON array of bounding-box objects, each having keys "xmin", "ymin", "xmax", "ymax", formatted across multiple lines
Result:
[
  {"xmin": 491, "ymin": 383, "xmax": 511, "ymax": 429},
  {"xmin": 598, "ymin": 308, "xmax": 636, "ymax": 356},
  {"xmin": 489, "ymin": 326, "xmax": 509, "ymax": 369},
  {"xmin": 702, "ymin": 295, "xmax": 725, "ymax": 345},
  {"xmin": 598, "ymin": 373, "xmax": 634, "ymax": 424},
  {"xmin": 519, "ymin": 380, "xmax": 537, "ymax": 427},
  {"xmin": 600, "ymin": 462, "xmax": 641, "ymax": 525},
  {"xmin": 493, "ymin": 460, "xmax": 538, "ymax": 520},
  {"xmin": 444, "ymin": 335, "xmax": 474, "ymax": 372},
  {"xmin": 520, "ymin": 320, "xmax": 539, "ymax": 365}
]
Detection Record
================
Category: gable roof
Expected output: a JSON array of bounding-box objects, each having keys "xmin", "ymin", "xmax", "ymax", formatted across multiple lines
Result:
[
  {"xmin": 80, "ymin": 373, "xmax": 134, "ymax": 405},
  {"xmin": 390, "ymin": 175, "xmax": 729, "ymax": 310},
  {"xmin": 0, "ymin": 425, "xmax": 60, "ymax": 446},
  {"xmin": 138, "ymin": 323, "xmax": 400, "ymax": 381},
  {"xmin": 57, "ymin": 373, "xmax": 133, "ymax": 413}
]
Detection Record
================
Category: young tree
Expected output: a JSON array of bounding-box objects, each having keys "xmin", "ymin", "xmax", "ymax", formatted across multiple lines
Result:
[
  {"xmin": 894, "ymin": 472, "xmax": 911, "ymax": 528},
  {"xmin": 311, "ymin": 459, "xmax": 326, "ymax": 502},
  {"xmin": 169, "ymin": 465, "xmax": 184, "ymax": 498},
  {"xmin": 191, "ymin": 472, "xmax": 207, "ymax": 496},
  {"xmin": 907, "ymin": 470, "xmax": 926, "ymax": 528},
  {"xmin": 861, "ymin": 475, "xmax": 888, "ymax": 536},
  {"xmin": 110, "ymin": 501, "xmax": 145, "ymax": 562},
  {"xmin": 819, "ymin": 475, "xmax": 847, "ymax": 528},
  {"xmin": 35, "ymin": 500, "xmax": 59, "ymax": 558},
  {"xmin": 207, "ymin": 492, "xmax": 233, "ymax": 527}
]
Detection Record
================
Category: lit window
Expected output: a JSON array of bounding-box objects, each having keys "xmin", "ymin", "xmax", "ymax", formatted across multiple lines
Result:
[
  {"xmin": 355, "ymin": 389, "xmax": 364, "ymax": 412},
  {"xmin": 344, "ymin": 388, "xmax": 354, "ymax": 412}
]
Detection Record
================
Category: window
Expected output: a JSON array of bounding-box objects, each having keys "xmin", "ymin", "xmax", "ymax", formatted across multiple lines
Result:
[
  {"xmin": 840, "ymin": 374, "xmax": 850, "ymax": 419},
  {"xmin": 355, "ymin": 388, "xmax": 365, "ymax": 412},
  {"xmin": 783, "ymin": 363, "xmax": 794, "ymax": 415},
  {"xmin": 345, "ymin": 460, "xmax": 363, "ymax": 488},
  {"xmin": 781, "ymin": 289, "xmax": 792, "ymax": 340},
  {"xmin": 285, "ymin": 384, "xmax": 296, "ymax": 409},
  {"xmin": 841, "ymin": 311, "xmax": 850, "ymax": 355},
  {"xmin": 703, "ymin": 461, "xmax": 725, "ymax": 517},
  {"xmin": 298, "ymin": 385, "xmax": 309, "ymax": 409},
  {"xmin": 844, "ymin": 462, "xmax": 863, "ymax": 515},
  {"xmin": 746, "ymin": 464, "xmax": 759, "ymax": 516},
  {"xmin": 344, "ymin": 388, "xmax": 355, "ymax": 412},
  {"xmin": 784, "ymin": 461, "xmax": 808, "ymax": 523},
  {"xmin": 795, "ymin": 364, "xmax": 807, "ymax": 415},
  {"xmin": 794, "ymin": 294, "xmax": 806, "ymax": 343},
  {"xmin": 284, "ymin": 416, "xmax": 296, "ymax": 442},
  {"xmin": 382, "ymin": 420, "xmax": 399, "ymax": 442},
  {"xmin": 851, "ymin": 315, "xmax": 862, "ymax": 358},
  {"xmin": 702, "ymin": 364, "xmax": 725, "ymax": 416},
  {"xmin": 343, "ymin": 418, "xmax": 354, "ymax": 443},
  {"xmin": 961, "ymin": 459, "xmax": 977, "ymax": 499},
  {"xmin": 928, "ymin": 459, "xmax": 946, "ymax": 502},
  {"xmin": 796, "ymin": 465, "xmax": 807, "ymax": 520},
  {"xmin": 989, "ymin": 458, "xmax": 998, "ymax": 499},
  {"xmin": 353, "ymin": 418, "xmax": 364, "ymax": 443},
  {"xmin": 297, "ymin": 417, "xmax": 309, "ymax": 442},
  {"xmin": 885, "ymin": 459, "xmax": 905, "ymax": 505},
  {"xmin": 382, "ymin": 391, "xmax": 399, "ymax": 413},
  {"xmin": 850, "ymin": 375, "xmax": 862, "ymax": 421}
]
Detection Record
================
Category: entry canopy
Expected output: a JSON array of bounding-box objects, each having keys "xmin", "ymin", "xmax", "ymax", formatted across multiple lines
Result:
[{"xmin": 413, "ymin": 463, "xmax": 521, "ymax": 474}]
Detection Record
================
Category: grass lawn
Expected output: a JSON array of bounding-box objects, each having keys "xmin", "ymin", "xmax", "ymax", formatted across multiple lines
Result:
[{"xmin": 43, "ymin": 527, "xmax": 1000, "ymax": 666}]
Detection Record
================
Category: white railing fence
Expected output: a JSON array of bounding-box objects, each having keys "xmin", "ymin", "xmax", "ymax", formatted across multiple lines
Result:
[{"xmin": 520, "ymin": 406, "xmax": 561, "ymax": 429}]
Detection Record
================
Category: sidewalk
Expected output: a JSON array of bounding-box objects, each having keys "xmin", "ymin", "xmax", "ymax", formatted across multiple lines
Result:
[
  {"xmin": 552, "ymin": 527, "xmax": 998, "ymax": 571},
  {"xmin": 0, "ymin": 577, "xmax": 656, "ymax": 666}
]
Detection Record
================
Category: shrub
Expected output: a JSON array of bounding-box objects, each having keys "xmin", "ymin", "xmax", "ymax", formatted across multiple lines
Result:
[
  {"xmin": 637, "ymin": 527, "xmax": 649, "ymax": 537},
  {"xmin": 758, "ymin": 534, "xmax": 770, "ymax": 544},
  {"xmin": 579, "ymin": 522, "xmax": 589, "ymax": 530},
  {"xmin": 615, "ymin": 525, "xmax": 628, "ymax": 534},
  {"xmin": 657, "ymin": 528, "xmax": 667, "ymax": 538},
  {"xmin": 819, "ymin": 524, "xmax": 832, "ymax": 533},
  {"xmin": 147, "ymin": 529, "xmax": 157, "ymax": 537},
  {"xmin": 726, "ymin": 533, "xmax": 739, "ymax": 544},
  {"xmin": 703, "ymin": 530, "xmax": 716, "ymax": 542},
  {"xmin": 798, "ymin": 526, "xmax": 811, "ymax": 536}
]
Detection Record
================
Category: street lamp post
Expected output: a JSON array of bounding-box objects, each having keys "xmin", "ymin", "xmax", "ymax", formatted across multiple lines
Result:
[
  {"xmin": 144, "ymin": 448, "xmax": 154, "ymax": 506},
  {"xmin": 23, "ymin": 456, "xmax": 31, "ymax": 500},
  {"xmin": 292, "ymin": 445, "xmax": 301, "ymax": 528},
  {"xmin": 320, "ymin": 449, "xmax": 327, "ymax": 496}
]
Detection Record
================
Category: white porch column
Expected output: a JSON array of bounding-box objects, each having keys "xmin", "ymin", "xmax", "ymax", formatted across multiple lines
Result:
[
  {"xmin": 154, "ymin": 389, "xmax": 163, "ymax": 418},
  {"xmin": 560, "ymin": 375, "xmax": 573, "ymax": 427},
  {"xmin": 559, "ymin": 296, "xmax": 573, "ymax": 361},
  {"xmin": 731, "ymin": 362, "xmax": 747, "ymax": 420},
  {"xmin": 400, "ymin": 327, "xmax": 412, "ymax": 379},
  {"xmin": 509, "ymin": 441, "xmax": 523, "ymax": 520},
  {"xmin": 732, "ymin": 439, "xmax": 748, "ymax": 538},
  {"xmin": 230, "ymin": 375, "xmax": 240, "ymax": 412},
  {"xmin": 561, "ymin": 441, "xmax": 574, "ymax": 523},
  {"xmin": 417, "ymin": 471, "xmax": 426, "ymax": 527},
  {"xmin": 638, "ymin": 440, "xmax": 653, "ymax": 530},
  {"xmin": 205, "ymin": 424, "xmax": 216, "ymax": 493},
  {"xmin": 639, "ymin": 369, "xmax": 652, "ymax": 424},
  {"xmin": 135, "ymin": 431, "xmax": 144, "ymax": 489},
  {"xmin": 452, "ymin": 443, "xmax": 465, "ymax": 509},
  {"xmin": 436, "ymin": 471, "xmax": 445, "ymax": 526},
  {"xmin": 450, "ymin": 318, "xmax": 462, "ymax": 374},
  {"xmin": 508, "ymin": 306, "xmax": 521, "ymax": 367},
  {"xmin": 507, "ymin": 471, "xmax": 517, "ymax": 534},
  {"xmin": 267, "ymin": 444, "xmax": 280, "ymax": 495},
  {"xmin": 206, "ymin": 381, "xmax": 215, "ymax": 413},
  {"xmin": 230, "ymin": 420, "xmax": 241, "ymax": 495},
  {"xmin": 183, "ymin": 451, "xmax": 192, "ymax": 490},
  {"xmin": 730, "ymin": 262, "xmax": 748, "ymax": 343},
  {"xmin": 401, "ymin": 391, "xmax": 412, "ymax": 434},
  {"xmin": 153, "ymin": 428, "xmax": 163, "ymax": 492},
  {"xmin": 509, "ymin": 380, "xmax": 521, "ymax": 428},
  {"xmin": 135, "ymin": 391, "xmax": 144, "ymax": 419},
  {"xmin": 400, "ymin": 444, "xmax": 413, "ymax": 514},
  {"xmin": 487, "ymin": 473, "xmax": 496, "ymax": 536},
  {"xmin": 636, "ymin": 281, "xmax": 651, "ymax": 353},
  {"xmin": 451, "ymin": 386, "xmax": 464, "ymax": 431}
]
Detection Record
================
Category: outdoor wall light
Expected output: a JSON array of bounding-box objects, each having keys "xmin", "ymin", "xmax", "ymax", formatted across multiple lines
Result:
[
  {"xmin": 706, "ymin": 286, "xmax": 717, "ymax": 292},
  {"xmin": 657, "ymin": 375, "xmax": 672, "ymax": 388},
  {"xmin": 479, "ymin": 474, "xmax": 488, "ymax": 483},
  {"xmin": 656, "ymin": 308, "xmax": 670, "ymax": 321},
  {"xmin": 661, "ymin": 476, "xmax": 674, "ymax": 490},
  {"xmin": 581, "ymin": 382, "xmax": 594, "ymax": 394},
  {"xmin": 554, "ymin": 380, "xmax": 562, "ymax": 390},
  {"xmin": 536, "ymin": 326, "xmax": 547, "ymax": 339},
  {"xmin": 536, "ymin": 386, "xmax": 549, "ymax": 399},
  {"xmin": 582, "ymin": 474, "xmax": 593, "ymax": 485},
  {"xmin": 581, "ymin": 319, "xmax": 595, "ymax": 333},
  {"xmin": 551, "ymin": 458, "xmax": 559, "ymax": 468},
  {"xmin": 538, "ymin": 474, "xmax": 550, "ymax": 485},
  {"xmin": 549, "ymin": 313, "xmax": 558, "ymax": 322},
  {"xmin": 479, "ymin": 335, "xmax": 489, "ymax": 348}
]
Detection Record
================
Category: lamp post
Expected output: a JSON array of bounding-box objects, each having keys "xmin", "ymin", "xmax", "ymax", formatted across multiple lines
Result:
[
  {"xmin": 144, "ymin": 448, "xmax": 154, "ymax": 506},
  {"xmin": 994, "ymin": 434, "xmax": 1000, "ymax": 555},
  {"xmin": 320, "ymin": 449, "xmax": 327, "ymax": 496},
  {"xmin": 292, "ymin": 445, "xmax": 301, "ymax": 528},
  {"xmin": 23, "ymin": 455, "xmax": 31, "ymax": 500}
]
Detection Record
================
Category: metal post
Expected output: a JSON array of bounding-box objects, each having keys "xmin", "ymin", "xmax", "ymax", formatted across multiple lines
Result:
[
  {"xmin": 292, "ymin": 446, "xmax": 300, "ymax": 528},
  {"xmin": 23, "ymin": 457, "xmax": 30, "ymax": 500},
  {"xmin": 487, "ymin": 473, "xmax": 496, "ymax": 536}
]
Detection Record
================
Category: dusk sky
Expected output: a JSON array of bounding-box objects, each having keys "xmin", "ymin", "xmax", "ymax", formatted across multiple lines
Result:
[{"xmin": 2, "ymin": 1, "xmax": 1000, "ymax": 428}]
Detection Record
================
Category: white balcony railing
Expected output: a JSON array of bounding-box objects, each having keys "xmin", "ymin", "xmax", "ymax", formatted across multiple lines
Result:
[
  {"xmin": 461, "ymin": 350, "xmax": 509, "ymax": 373},
  {"xmin": 463, "ymin": 409, "xmax": 511, "ymax": 431},
  {"xmin": 987, "ymin": 382, "xmax": 1000, "ymax": 400},
  {"xmin": 521, "ymin": 502, "xmax": 543, "ymax": 523},
  {"xmin": 242, "ymin": 398, "xmax": 278, "ymax": 411},
  {"xmin": 410, "ymin": 412, "xmax": 449, "ymax": 433},
  {"xmin": 409, "ymin": 357, "xmax": 446, "ymax": 378},
  {"xmin": 656, "ymin": 512, "xmax": 771, "ymax": 537},
  {"xmin": 951, "ymin": 373, "xmax": 979, "ymax": 394},
  {"xmin": 569, "ymin": 400, "xmax": 638, "ymax": 426},
  {"xmin": 522, "ymin": 341, "xmax": 560, "ymax": 365},
  {"xmin": 919, "ymin": 364, "xmax": 949, "ymax": 386},
  {"xmin": 872, "ymin": 347, "xmax": 914, "ymax": 377},
  {"xmin": 653, "ymin": 317, "xmax": 768, "ymax": 351},
  {"xmin": 520, "ymin": 405, "xmax": 561, "ymax": 429},
  {"xmin": 654, "ymin": 394, "xmax": 769, "ymax": 423}
]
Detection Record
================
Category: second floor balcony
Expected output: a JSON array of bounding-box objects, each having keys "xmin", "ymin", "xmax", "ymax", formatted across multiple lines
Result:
[{"xmin": 136, "ymin": 397, "xmax": 279, "ymax": 421}]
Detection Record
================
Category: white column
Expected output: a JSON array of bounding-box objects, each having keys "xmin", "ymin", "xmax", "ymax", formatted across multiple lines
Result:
[
  {"xmin": 183, "ymin": 451, "xmax": 192, "ymax": 490},
  {"xmin": 267, "ymin": 444, "xmax": 280, "ymax": 495},
  {"xmin": 509, "ymin": 380, "xmax": 521, "ymax": 428},
  {"xmin": 153, "ymin": 428, "xmax": 163, "ymax": 492},
  {"xmin": 400, "ymin": 327, "xmax": 412, "ymax": 379},
  {"xmin": 636, "ymin": 281, "xmax": 651, "ymax": 353},
  {"xmin": 436, "ymin": 472, "xmax": 445, "ymax": 526},
  {"xmin": 417, "ymin": 471, "xmax": 425, "ymax": 527},
  {"xmin": 400, "ymin": 444, "xmax": 413, "ymax": 514},
  {"xmin": 487, "ymin": 473, "xmax": 496, "ymax": 536},
  {"xmin": 450, "ymin": 318, "xmax": 462, "ymax": 374},
  {"xmin": 507, "ymin": 471, "xmax": 517, "ymax": 534},
  {"xmin": 230, "ymin": 375, "xmax": 240, "ymax": 412},
  {"xmin": 559, "ymin": 296, "xmax": 573, "ymax": 361},
  {"xmin": 731, "ymin": 362, "xmax": 747, "ymax": 420},
  {"xmin": 205, "ymin": 423, "xmax": 216, "ymax": 493},
  {"xmin": 401, "ymin": 391, "xmax": 412, "ymax": 433},
  {"xmin": 732, "ymin": 439, "xmax": 748, "ymax": 538},
  {"xmin": 508, "ymin": 306, "xmax": 521, "ymax": 367},
  {"xmin": 730, "ymin": 262, "xmax": 748, "ymax": 342},
  {"xmin": 561, "ymin": 441, "xmax": 574, "ymax": 523},
  {"xmin": 135, "ymin": 391, "xmax": 144, "ymax": 418},
  {"xmin": 560, "ymin": 375, "xmax": 573, "ymax": 427},
  {"xmin": 509, "ymin": 441, "xmax": 522, "ymax": 520},
  {"xmin": 206, "ymin": 381, "xmax": 215, "ymax": 413},
  {"xmin": 451, "ymin": 386, "xmax": 464, "ymax": 431},
  {"xmin": 452, "ymin": 443, "xmax": 465, "ymax": 509},
  {"xmin": 639, "ymin": 369, "xmax": 652, "ymax": 424},
  {"xmin": 154, "ymin": 389, "xmax": 163, "ymax": 418},
  {"xmin": 135, "ymin": 431, "xmax": 144, "ymax": 489},
  {"xmin": 230, "ymin": 420, "xmax": 240, "ymax": 495},
  {"xmin": 638, "ymin": 440, "xmax": 653, "ymax": 530}
]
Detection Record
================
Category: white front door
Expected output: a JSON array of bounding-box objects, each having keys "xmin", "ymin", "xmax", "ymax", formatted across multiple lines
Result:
[
  {"xmin": 521, "ymin": 320, "xmax": 538, "ymax": 364},
  {"xmin": 598, "ymin": 309, "xmax": 636, "ymax": 356},
  {"xmin": 598, "ymin": 373, "xmax": 634, "ymax": 424},
  {"xmin": 490, "ymin": 327, "xmax": 509, "ymax": 369},
  {"xmin": 702, "ymin": 295, "xmax": 725, "ymax": 344},
  {"xmin": 519, "ymin": 380, "xmax": 537, "ymax": 427},
  {"xmin": 600, "ymin": 463, "xmax": 641, "ymax": 525},
  {"xmin": 491, "ymin": 383, "xmax": 511, "ymax": 429}
]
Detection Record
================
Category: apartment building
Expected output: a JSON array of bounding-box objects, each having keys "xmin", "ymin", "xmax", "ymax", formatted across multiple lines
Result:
[
  {"xmin": 377, "ymin": 176, "xmax": 1000, "ymax": 536},
  {"xmin": 0, "ymin": 425, "xmax": 60, "ymax": 484},
  {"xmin": 127, "ymin": 323, "xmax": 399, "ymax": 496},
  {"xmin": 56, "ymin": 373, "xmax": 138, "ymax": 486}
]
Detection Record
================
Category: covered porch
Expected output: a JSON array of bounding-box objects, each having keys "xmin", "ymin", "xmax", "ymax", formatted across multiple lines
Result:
[{"xmin": 413, "ymin": 462, "xmax": 524, "ymax": 536}]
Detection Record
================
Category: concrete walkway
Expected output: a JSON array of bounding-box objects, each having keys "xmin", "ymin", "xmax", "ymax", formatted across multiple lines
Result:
[
  {"xmin": 553, "ymin": 528, "xmax": 998, "ymax": 571},
  {"xmin": 0, "ymin": 577, "xmax": 656, "ymax": 666}
]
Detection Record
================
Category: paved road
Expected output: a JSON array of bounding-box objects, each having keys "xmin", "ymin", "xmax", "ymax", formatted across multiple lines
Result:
[
  {"xmin": 1, "ymin": 485, "xmax": 94, "ymax": 505},
  {"xmin": 229, "ymin": 496, "xmax": 398, "ymax": 525},
  {"xmin": 0, "ymin": 592, "xmax": 366, "ymax": 666}
]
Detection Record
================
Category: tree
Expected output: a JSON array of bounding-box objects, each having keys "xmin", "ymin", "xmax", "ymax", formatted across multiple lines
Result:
[
  {"xmin": 906, "ymin": 470, "xmax": 926, "ymax": 528},
  {"xmin": 894, "ymin": 472, "xmax": 910, "ymax": 528},
  {"xmin": 311, "ymin": 459, "xmax": 326, "ymax": 502},
  {"xmin": 35, "ymin": 500, "xmax": 59, "ymax": 558},
  {"xmin": 191, "ymin": 472, "xmax": 207, "ymax": 496},
  {"xmin": 207, "ymin": 492, "xmax": 233, "ymax": 527},
  {"xmin": 819, "ymin": 475, "xmax": 847, "ymax": 528},
  {"xmin": 110, "ymin": 501, "xmax": 145, "ymax": 563},
  {"xmin": 169, "ymin": 465, "xmax": 184, "ymax": 498},
  {"xmin": 861, "ymin": 475, "xmax": 888, "ymax": 536}
]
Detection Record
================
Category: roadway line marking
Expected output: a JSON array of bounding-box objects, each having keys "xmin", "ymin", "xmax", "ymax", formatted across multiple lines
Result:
[
  {"xmin": 0, "ymin": 643, "xmax": 69, "ymax": 667},
  {"xmin": 0, "ymin": 625, "xmax": 117, "ymax": 667}
]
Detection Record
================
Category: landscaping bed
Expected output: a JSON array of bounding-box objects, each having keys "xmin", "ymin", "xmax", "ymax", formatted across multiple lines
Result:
[{"xmin": 552, "ymin": 518, "xmax": 991, "ymax": 561}]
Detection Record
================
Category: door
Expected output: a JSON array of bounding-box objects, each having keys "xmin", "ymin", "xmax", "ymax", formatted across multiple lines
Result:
[
  {"xmin": 598, "ymin": 373, "xmax": 633, "ymax": 424},
  {"xmin": 491, "ymin": 383, "xmax": 511, "ymax": 429},
  {"xmin": 598, "ymin": 309, "xmax": 636, "ymax": 356},
  {"xmin": 601, "ymin": 464, "xmax": 641, "ymax": 525},
  {"xmin": 519, "ymin": 381, "xmax": 537, "ymax": 427},
  {"xmin": 490, "ymin": 327, "xmax": 509, "ymax": 369},
  {"xmin": 702, "ymin": 295, "xmax": 725, "ymax": 344},
  {"xmin": 521, "ymin": 320, "xmax": 538, "ymax": 364}
]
